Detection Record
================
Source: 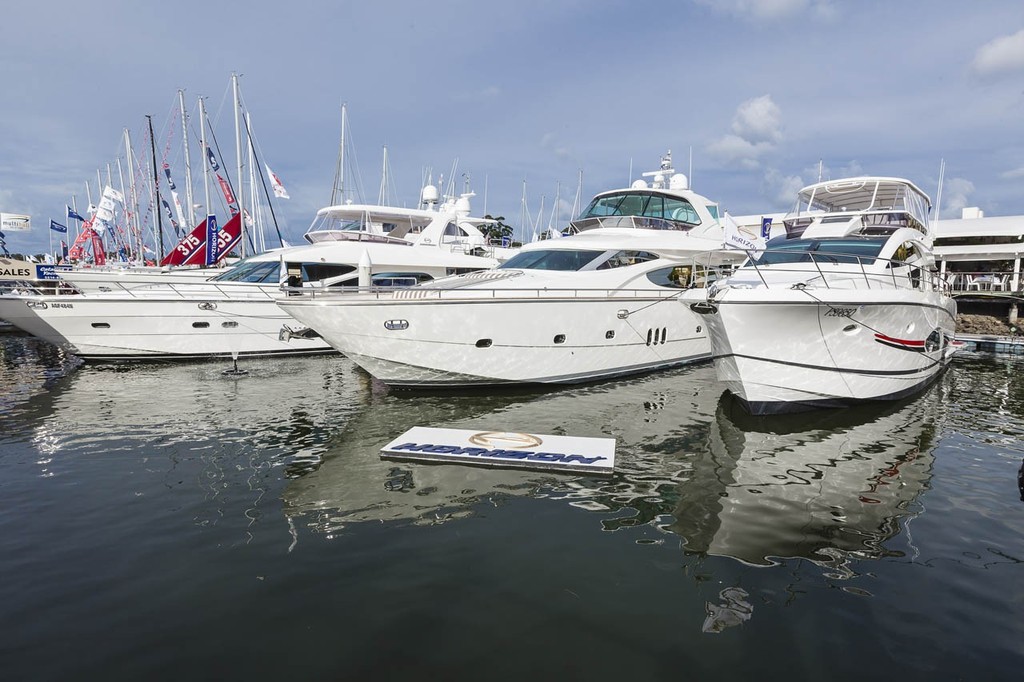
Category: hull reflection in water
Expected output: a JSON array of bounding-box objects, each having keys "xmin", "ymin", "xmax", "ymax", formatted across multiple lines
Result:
[
  {"xmin": 283, "ymin": 366, "xmax": 720, "ymax": 532},
  {"xmin": 286, "ymin": 362, "xmax": 946, "ymax": 579},
  {"xmin": 668, "ymin": 389, "xmax": 945, "ymax": 571}
]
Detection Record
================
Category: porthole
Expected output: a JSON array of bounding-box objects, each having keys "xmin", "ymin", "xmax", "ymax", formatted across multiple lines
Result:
[
  {"xmin": 605, "ymin": 330, "xmax": 615, "ymax": 339},
  {"xmin": 654, "ymin": 328, "xmax": 661, "ymax": 344},
  {"xmin": 192, "ymin": 321, "xmax": 210, "ymax": 329},
  {"xmin": 843, "ymin": 324, "xmax": 858, "ymax": 333},
  {"xmin": 696, "ymin": 325, "xmax": 702, "ymax": 334},
  {"xmin": 554, "ymin": 334, "xmax": 566, "ymax": 344},
  {"xmin": 90, "ymin": 322, "xmax": 110, "ymax": 329},
  {"xmin": 646, "ymin": 329, "xmax": 653, "ymax": 346},
  {"xmin": 476, "ymin": 339, "xmax": 492, "ymax": 348},
  {"xmin": 222, "ymin": 321, "xmax": 238, "ymax": 328},
  {"xmin": 662, "ymin": 327, "xmax": 668, "ymax": 344}
]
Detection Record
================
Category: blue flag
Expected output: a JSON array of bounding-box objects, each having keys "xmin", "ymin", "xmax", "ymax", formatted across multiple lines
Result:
[
  {"xmin": 163, "ymin": 164, "xmax": 177, "ymax": 190},
  {"xmin": 205, "ymin": 214, "xmax": 220, "ymax": 266},
  {"xmin": 67, "ymin": 205, "xmax": 85, "ymax": 222},
  {"xmin": 760, "ymin": 217, "xmax": 773, "ymax": 239},
  {"xmin": 50, "ymin": 219, "xmax": 68, "ymax": 233},
  {"xmin": 206, "ymin": 146, "xmax": 220, "ymax": 171}
]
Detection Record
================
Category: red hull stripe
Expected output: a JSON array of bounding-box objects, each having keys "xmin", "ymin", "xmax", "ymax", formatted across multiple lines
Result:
[{"xmin": 874, "ymin": 332, "xmax": 925, "ymax": 348}]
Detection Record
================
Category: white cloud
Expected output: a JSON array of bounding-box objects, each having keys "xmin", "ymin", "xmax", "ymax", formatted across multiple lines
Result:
[
  {"xmin": 732, "ymin": 95, "xmax": 782, "ymax": 144},
  {"xmin": 693, "ymin": 0, "xmax": 837, "ymax": 21},
  {"xmin": 762, "ymin": 167, "xmax": 805, "ymax": 206},
  {"xmin": 540, "ymin": 133, "xmax": 573, "ymax": 162},
  {"xmin": 709, "ymin": 95, "xmax": 782, "ymax": 169},
  {"xmin": 1002, "ymin": 166, "xmax": 1024, "ymax": 180},
  {"xmin": 971, "ymin": 29, "xmax": 1024, "ymax": 76},
  {"xmin": 939, "ymin": 177, "xmax": 975, "ymax": 217}
]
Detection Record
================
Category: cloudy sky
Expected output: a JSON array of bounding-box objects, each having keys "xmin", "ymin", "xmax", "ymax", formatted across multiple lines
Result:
[{"xmin": 2, "ymin": 0, "xmax": 1023, "ymax": 254}]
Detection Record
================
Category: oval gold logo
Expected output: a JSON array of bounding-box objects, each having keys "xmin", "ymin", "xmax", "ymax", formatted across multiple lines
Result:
[{"xmin": 468, "ymin": 431, "xmax": 543, "ymax": 449}]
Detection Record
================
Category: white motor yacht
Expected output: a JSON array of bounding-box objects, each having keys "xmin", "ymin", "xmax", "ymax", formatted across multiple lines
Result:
[
  {"xmin": 279, "ymin": 163, "xmax": 742, "ymax": 386},
  {"xmin": 0, "ymin": 206, "xmax": 501, "ymax": 361},
  {"xmin": 692, "ymin": 176, "xmax": 959, "ymax": 414}
]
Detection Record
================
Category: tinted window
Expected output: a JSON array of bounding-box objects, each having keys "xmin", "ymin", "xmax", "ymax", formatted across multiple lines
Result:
[
  {"xmin": 499, "ymin": 249, "xmax": 605, "ymax": 271},
  {"xmin": 756, "ymin": 237, "xmax": 887, "ymax": 265},
  {"xmin": 212, "ymin": 260, "xmax": 280, "ymax": 282}
]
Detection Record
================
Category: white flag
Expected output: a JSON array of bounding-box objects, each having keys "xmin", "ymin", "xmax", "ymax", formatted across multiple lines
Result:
[
  {"xmin": 265, "ymin": 163, "xmax": 290, "ymax": 199},
  {"xmin": 102, "ymin": 185, "xmax": 124, "ymax": 204},
  {"xmin": 722, "ymin": 213, "xmax": 765, "ymax": 253}
]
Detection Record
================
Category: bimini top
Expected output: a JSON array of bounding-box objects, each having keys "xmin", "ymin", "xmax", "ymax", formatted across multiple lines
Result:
[{"xmin": 784, "ymin": 176, "xmax": 932, "ymax": 241}]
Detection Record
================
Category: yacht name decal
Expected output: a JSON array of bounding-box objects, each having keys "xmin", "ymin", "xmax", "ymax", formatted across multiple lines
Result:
[{"xmin": 825, "ymin": 307, "xmax": 857, "ymax": 318}]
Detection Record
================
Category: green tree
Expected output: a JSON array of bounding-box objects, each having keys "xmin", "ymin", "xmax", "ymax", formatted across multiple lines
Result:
[{"xmin": 482, "ymin": 214, "xmax": 514, "ymax": 243}]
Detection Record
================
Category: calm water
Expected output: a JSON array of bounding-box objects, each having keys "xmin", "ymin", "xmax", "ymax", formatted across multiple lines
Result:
[{"xmin": 1, "ymin": 332, "xmax": 1022, "ymax": 680}]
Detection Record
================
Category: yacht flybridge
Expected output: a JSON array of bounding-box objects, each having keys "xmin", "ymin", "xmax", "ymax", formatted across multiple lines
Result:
[
  {"xmin": 693, "ymin": 176, "xmax": 959, "ymax": 414},
  {"xmin": 279, "ymin": 157, "xmax": 744, "ymax": 386},
  {"xmin": 304, "ymin": 184, "xmax": 518, "ymax": 262}
]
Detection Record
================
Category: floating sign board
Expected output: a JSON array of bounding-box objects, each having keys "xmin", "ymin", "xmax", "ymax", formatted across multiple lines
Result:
[
  {"xmin": 381, "ymin": 427, "xmax": 616, "ymax": 476},
  {"xmin": 0, "ymin": 258, "xmax": 35, "ymax": 279},
  {"xmin": 0, "ymin": 213, "xmax": 32, "ymax": 231}
]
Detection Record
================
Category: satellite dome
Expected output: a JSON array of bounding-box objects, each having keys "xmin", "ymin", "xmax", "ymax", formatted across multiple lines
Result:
[
  {"xmin": 669, "ymin": 173, "xmax": 689, "ymax": 190},
  {"xmin": 631, "ymin": 179, "xmax": 649, "ymax": 189},
  {"xmin": 420, "ymin": 184, "xmax": 439, "ymax": 205}
]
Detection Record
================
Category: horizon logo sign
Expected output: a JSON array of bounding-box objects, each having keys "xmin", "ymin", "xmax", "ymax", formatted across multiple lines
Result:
[{"xmin": 381, "ymin": 427, "xmax": 616, "ymax": 475}]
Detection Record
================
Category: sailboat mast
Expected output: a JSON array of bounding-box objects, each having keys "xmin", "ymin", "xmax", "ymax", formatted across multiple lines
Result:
[
  {"xmin": 178, "ymin": 89, "xmax": 196, "ymax": 229},
  {"xmin": 123, "ymin": 130, "xmax": 139, "ymax": 256},
  {"xmin": 116, "ymin": 158, "xmax": 128, "ymax": 259},
  {"xmin": 146, "ymin": 114, "xmax": 164, "ymax": 261},
  {"xmin": 246, "ymin": 112, "xmax": 263, "ymax": 253},
  {"xmin": 198, "ymin": 96, "xmax": 211, "ymax": 227},
  {"xmin": 378, "ymin": 145, "xmax": 388, "ymax": 206},
  {"xmin": 232, "ymin": 72, "xmax": 246, "ymax": 257},
  {"xmin": 331, "ymin": 103, "xmax": 347, "ymax": 204}
]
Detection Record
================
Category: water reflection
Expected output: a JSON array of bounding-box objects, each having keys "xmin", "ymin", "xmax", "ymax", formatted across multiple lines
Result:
[
  {"xmin": 1, "ymin": 331, "xmax": 951, "ymax": 576},
  {"xmin": 667, "ymin": 390, "xmax": 944, "ymax": 575},
  {"xmin": 286, "ymin": 364, "xmax": 950, "ymax": 578}
]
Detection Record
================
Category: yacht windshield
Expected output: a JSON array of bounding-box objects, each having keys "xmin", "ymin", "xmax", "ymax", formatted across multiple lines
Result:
[
  {"xmin": 578, "ymin": 192, "xmax": 702, "ymax": 227},
  {"xmin": 498, "ymin": 249, "xmax": 605, "ymax": 271},
  {"xmin": 210, "ymin": 259, "xmax": 280, "ymax": 283},
  {"xmin": 755, "ymin": 237, "xmax": 887, "ymax": 265}
]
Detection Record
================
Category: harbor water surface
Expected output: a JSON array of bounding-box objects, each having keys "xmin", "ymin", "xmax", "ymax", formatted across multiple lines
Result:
[{"xmin": 1, "ymin": 333, "xmax": 1022, "ymax": 680}]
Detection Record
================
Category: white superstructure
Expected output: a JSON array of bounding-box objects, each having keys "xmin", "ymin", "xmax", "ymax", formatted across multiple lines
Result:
[
  {"xmin": 0, "ymin": 205, "xmax": 501, "ymax": 361},
  {"xmin": 280, "ymin": 159, "xmax": 743, "ymax": 386},
  {"xmin": 695, "ymin": 176, "xmax": 959, "ymax": 414}
]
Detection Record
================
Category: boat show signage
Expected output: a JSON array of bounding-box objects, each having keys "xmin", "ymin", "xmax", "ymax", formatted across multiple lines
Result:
[
  {"xmin": 381, "ymin": 427, "xmax": 616, "ymax": 475},
  {"xmin": 1, "ymin": 213, "xmax": 31, "ymax": 231}
]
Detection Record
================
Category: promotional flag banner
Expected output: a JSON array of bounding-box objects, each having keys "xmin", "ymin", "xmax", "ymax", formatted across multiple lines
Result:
[
  {"xmin": 49, "ymin": 219, "xmax": 67, "ymax": 233},
  {"xmin": 761, "ymin": 217, "xmax": 773, "ymax": 239},
  {"xmin": 206, "ymin": 146, "xmax": 220, "ymax": 171},
  {"xmin": 67, "ymin": 205, "xmax": 85, "ymax": 222},
  {"xmin": 163, "ymin": 164, "xmax": 177, "ymax": 190},
  {"xmin": 265, "ymin": 164, "xmax": 290, "ymax": 199},
  {"xmin": 205, "ymin": 214, "xmax": 220, "ymax": 266},
  {"xmin": 216, "ymin": 174, "xmax": 239, "ymax": 215},
  {"xmin": 161, "ymin": 198, "xmax": 180, "ymax": 236},
  {"xmin": 723, "ymin": 213, "xmax": 766, "ymax": 253}
]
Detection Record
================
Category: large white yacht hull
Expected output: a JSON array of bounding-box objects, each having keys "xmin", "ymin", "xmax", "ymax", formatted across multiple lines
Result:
[
  {"xmin": 0, "ymin": 293, "xmax": 331, "ymax": 360},
  {"xmin": 281, "ymin": 292, "xmax": 711, "ymax": 386},
  {"xmin": 697, "ymin": 289, "xmax": 957, "ymax": 414}
]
